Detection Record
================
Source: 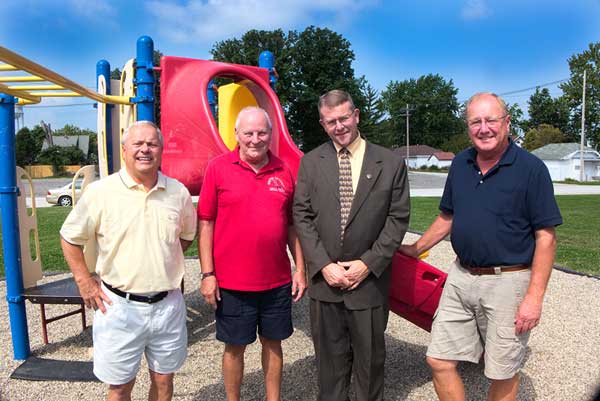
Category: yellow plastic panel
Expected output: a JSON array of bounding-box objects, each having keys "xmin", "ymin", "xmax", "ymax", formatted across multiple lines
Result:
[
  {"xmin": 72, "ymin": 165, "xmax": 99, "ymax": 272},
  {"xmin": 217, "ymin": 82, "xmax": 258, "ymax": 150},
  {"xmin": 16, "ymin": 167, "xmax": 43, "ymax": 288},
  {"xmin": 96, "ymin": 75, "xmax": 109, "ymax": 178},
  {"xmin": 119, "ymin": 59, "xmax": 136, "ymax": 167}
]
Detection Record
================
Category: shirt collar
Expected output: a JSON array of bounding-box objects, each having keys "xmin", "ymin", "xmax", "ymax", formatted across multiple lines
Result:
[
  {"xmin": 119, "ymin": 168, "xmax": 166, "ymax": 190},
  {"xmin": 230, "ymin": 147, "xmax": 283, "ymax": 173},
  {"xmin": 466, "ymin": 139, "xmax": 517, "ymax": 166},
  {"xmin": 333, "ymin": 134, "xmax": 364, "ymax": 156}
]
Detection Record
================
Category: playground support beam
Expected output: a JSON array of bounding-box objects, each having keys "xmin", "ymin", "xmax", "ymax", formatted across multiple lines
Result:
[
  {"xmin": 97, "ymin": 60, "xmax": 114, "ymax": 173},
  {"xmin": 0, "ymin": 46, "xmax": 130, "ymax": 105},
  {"xmin": 259, "ymin": 51, "xmax": 277, "ymax": 91},
  {"xmin": 135, "ymin": 36, "xmax": 155, "ymax": 122},
  {"xmin": 0, "ymin": 93, "xmax": 30, "ymax": 360}
]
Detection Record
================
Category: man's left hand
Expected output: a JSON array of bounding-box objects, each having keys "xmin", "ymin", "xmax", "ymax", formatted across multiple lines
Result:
[
  {"xmin": 291, "ymin": 270, "xmax": 307, "ymax": 302},
  {"xmin": 515, "ymin": 294, "xmax": 543, "ymax": 335},
  {"xmin": 339, "ymin": 260, "xmax": 369, "ymax": 291}
]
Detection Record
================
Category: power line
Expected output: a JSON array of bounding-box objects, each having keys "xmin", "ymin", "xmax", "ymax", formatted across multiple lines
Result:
[{"xmin": 496, "ymin": 78, "xmax": 569, "ymax": 97}]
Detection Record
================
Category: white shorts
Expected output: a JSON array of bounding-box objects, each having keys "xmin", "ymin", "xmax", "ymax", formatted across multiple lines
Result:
[{"xmin": 93, "ymin": 283, "xmax": 188, "ymax": 385}]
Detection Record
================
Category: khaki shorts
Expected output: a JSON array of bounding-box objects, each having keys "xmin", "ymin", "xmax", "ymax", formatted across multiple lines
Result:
[{"xmin": 426, "ymin": 261, "xmax": 531, "ymax": 380}]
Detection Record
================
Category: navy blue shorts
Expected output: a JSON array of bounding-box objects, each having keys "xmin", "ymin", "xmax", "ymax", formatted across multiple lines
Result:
[{"xmin": 216, "ymin": 283, "xmax": 293, "ymax": 345}]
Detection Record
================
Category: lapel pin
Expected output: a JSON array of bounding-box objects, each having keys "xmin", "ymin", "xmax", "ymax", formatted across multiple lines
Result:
[{"xmin": 366, "ymin": 174, "xmax": 372, "ymax": 179}]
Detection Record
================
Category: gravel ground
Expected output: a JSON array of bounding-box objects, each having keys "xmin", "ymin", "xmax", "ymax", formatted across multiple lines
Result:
[{"xmin": 1, "ymin": 232, "xmax": 599, "ymax": 400}]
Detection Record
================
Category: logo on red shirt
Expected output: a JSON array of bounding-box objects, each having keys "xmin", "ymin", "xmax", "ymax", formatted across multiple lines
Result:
[{"xmin": 267, "ymin": 177, "xmax": 286, "ymax": 193}]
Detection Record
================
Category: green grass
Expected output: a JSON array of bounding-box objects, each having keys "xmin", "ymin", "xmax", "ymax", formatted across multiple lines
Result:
[
  {"xmin": 405, "ymin": 195, "xmax": 600, "ymax": 276},
  {"xmin": 0, "ymin": 205, "xmax": 199, "ymax": 277},
  {"xmin": 1, "ymin": 196, "xmax": 598, "ymax": 277},
  {"xmin": 554, "ymin": 178, "xmax": 600, "ymax": 185},
  {"xmin": 553, "ymin": 196, "xmax": 600, "ymax": 275}
]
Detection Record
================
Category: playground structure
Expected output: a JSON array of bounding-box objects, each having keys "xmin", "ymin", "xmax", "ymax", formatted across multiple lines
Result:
[
  {"xmin": 0, "ymin": 35, "xmax": 305, "ymax": 361},
  {"xmin": 0, "ymin": 35, "xmax": 446, "ymax": 365}
]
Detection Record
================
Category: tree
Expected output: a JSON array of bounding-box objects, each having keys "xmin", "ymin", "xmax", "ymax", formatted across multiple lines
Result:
[
  {"xmin": 440, "ymin": 133, "xmax": 472, "ymax": 154},
  {"xmin": 15, "ymin": 125, "xmax": 46, "ymax": 166},
  {"xmin": 560, "ymin": 42, "xmax": 600, "ymax": 148},
  {"xmin": 380, "ymin": 74, "xmax": 463, "ymax": 148},
  {"xmin": 523, "ymin": 88, "xmax": 571, "ymax": 136},
  {"xmin": 211, "ymin": 27, "xmax": 362, "ymax": 151},
  {"xmin": 211, "ymin": 29, "xmax": 292, "ymax": 104},
  {"xmin": 506, "ymin": 102, "xmax": 525, "ymax": 138},
  {"xmin": 358, "ymin": 80, "xmax": 392, "ymax": 147},
  {"xmin": 522, "ymin": 124, "xmax": 568, "ymax": 151},
  {"xmin": 37, "ymin": 146, "xmax": 86, "ymax": 174}
]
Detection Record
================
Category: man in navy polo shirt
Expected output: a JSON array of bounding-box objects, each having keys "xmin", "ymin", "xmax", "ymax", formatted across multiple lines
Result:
[
  {"xmin": 400, "ymin": 92, "xmax": 562, "ymax": 401},
  {"xmin": 198, "ymin": 106, "xmax": 306, "ymax": 401}
]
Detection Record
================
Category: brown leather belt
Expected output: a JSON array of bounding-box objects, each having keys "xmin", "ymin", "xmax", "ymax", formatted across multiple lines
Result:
[{"xmin": 459, "ymin": 261, "xmax": 530, "ymax": 275}]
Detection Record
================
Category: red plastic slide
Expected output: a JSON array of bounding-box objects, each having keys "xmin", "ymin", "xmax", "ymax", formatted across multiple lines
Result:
[{"xmin": 159, "ymin": 56, "xmax": 302, "ymax": 196}]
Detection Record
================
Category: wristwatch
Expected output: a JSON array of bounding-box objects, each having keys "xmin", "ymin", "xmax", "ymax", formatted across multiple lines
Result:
[{"xmin": 201, "ymin": 271, "xmax": 215, "ymax": 280}]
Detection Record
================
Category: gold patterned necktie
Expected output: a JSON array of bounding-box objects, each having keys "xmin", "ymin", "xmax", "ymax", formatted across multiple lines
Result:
[{"xmin": 339, "ymin": 147, "xmax": 353, "ymax": 240}]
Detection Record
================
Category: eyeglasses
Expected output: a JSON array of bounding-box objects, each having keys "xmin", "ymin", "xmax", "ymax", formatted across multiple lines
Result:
[
  {"xmin": 321, "ymin": 111, "xmax": 356, "ymax": 129},
  {"xmin": 467, "ymin": 114, "xmax": 507, "ymax": 130}
]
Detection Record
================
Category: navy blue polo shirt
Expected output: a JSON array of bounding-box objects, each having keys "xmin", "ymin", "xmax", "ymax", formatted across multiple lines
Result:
[{"xmin": 440, "ymin": 141, "xmax": 562, "ymax": 267}]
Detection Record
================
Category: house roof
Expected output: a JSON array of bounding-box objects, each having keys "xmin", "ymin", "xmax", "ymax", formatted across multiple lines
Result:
[
  {"xmin": 531, "ymin": 143, "xmax": 599, "ymax": 160},
  {"xmin": 429, "ymin": 151, "xmax": 455, "ymax": 161},
  {"xmin": 42, "ymin": 135, "xmax": 90, "ymax": 155},
  {"xmin": 395, "ymin": 145, "xmax": 439, "ymax": 157}
]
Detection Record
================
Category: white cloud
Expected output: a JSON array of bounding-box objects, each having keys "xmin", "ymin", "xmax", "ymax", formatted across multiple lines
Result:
[
  {"xmin": 461, "ymin": 0, "xmax": 491, "ymax": 20},
  {"xmin": 146, "ymin": 0, "xmax": 379, "ymax": 44},
  {"xmin": 68, "ymin": 0, "xmax": 115, "ymax": 19}
]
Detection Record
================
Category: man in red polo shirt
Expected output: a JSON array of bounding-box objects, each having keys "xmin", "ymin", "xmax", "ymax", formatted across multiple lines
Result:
[{"xmin": 198, "ymin": 106, "xmax": 306, "ymax": 401}]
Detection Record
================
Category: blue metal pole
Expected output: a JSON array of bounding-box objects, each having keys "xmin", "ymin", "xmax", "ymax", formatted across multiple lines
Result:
[
  {"xmin": 0, "ymin": 93, "xmax": 30, "ymax": 360},
  {"xmin": 258, "ymin": 51, "xmax": 277, "ymax": 91},
  {"xmin": 96, "ymin": 60, "xmax": 113, "ymax": 173},
  {"xmin": 135, "ymin": 36, "xmax": 155, "ymax": 122},
  {"xmin": 207, "ymin": 79, "xmax": 217, "ymax": 119}
]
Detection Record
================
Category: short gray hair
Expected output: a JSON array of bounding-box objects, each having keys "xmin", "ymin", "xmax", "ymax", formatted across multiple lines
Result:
[
  {"xmin": 121, "ymin": 121, "xmax": 164, "ymax": 145},
  {"xmin": 465, "ymin": 92, "xmax": 509, "ymax": 117},
  {"xmin": 234, "ymin": 107, "xmax": 272, "ymax": 131},
  {"xmin": 318, "ymin": 89, "xmax": 356, "ymax": 116}
]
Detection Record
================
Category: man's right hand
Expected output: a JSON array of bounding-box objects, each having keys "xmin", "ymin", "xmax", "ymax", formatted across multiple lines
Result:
[
  {"xmin": 398, "ymin": 243, "xmax": 419, "ymax": 259},
  {"xmin": 77, "ymin": 275, "xmax": 112, "ymax": 314},
  {"xmin": 201, "ymin": 276, "xmax": 221, "ymax": 310},
  {"xmin": 321, "ymin": 263, "xmax": 351, "ymax": 289}
]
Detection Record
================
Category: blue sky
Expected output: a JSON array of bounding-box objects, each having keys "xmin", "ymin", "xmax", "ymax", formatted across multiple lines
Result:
[{"xmin": 1, "ymin": 0, "xmax": 598, "ymax": 132}]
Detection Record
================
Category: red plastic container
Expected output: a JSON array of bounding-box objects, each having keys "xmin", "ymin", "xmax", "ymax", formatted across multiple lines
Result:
[{"xmin": 389, "ymin": 253, "xmax": 447, "ymax": 332}]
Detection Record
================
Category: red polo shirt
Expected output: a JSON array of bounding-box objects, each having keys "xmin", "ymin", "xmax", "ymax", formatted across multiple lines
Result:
[{"xmin": 198, "ymin": 149, "xmax": 294, "ymax": 291}]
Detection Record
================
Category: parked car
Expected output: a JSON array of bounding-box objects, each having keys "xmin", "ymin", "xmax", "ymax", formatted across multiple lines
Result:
[{"xmin": 46, "ymin": 180, "xmax": 83, "ymax": 207}]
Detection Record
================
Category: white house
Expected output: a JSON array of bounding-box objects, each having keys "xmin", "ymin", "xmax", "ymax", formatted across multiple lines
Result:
[
  {"xmin": 428, "ymin": 151, "xmax": 455, "ymax": 168},
  {"xmin": 395, "ymin": 145, "xmax": 439, "ymax": 169},
  {"xmin": 531, "ymin": 143, "xmax": 600, "ymax": 181}
]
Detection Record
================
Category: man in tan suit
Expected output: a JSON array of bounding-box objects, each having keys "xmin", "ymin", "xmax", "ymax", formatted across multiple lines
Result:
[{"xmin": 293, "ymin": 89, "xmax": 410, "ymax": 401}]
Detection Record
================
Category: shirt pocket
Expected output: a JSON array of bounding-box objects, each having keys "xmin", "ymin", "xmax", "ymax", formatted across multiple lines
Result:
[{"xmin": 158, "ymin": 210, "xmax": 180, "ymax": 244}]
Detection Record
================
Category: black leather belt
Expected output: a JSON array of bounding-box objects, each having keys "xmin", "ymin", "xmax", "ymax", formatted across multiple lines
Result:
[
  {"xmin": 103, "ymin": 281, "xmax": 168, "ymax": 304},
  {"xmin": 458, "ymin": 261, "xmax": 530, "ymax": 275}
]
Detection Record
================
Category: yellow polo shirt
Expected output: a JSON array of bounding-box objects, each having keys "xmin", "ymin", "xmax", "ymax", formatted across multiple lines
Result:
[
  {"xmin": 60, "ymin": 169, "xmax": 197, "ymax": 293},
  {"xmin": 333, "ymin": 135, "xmax": 366, "ymax": 194}
]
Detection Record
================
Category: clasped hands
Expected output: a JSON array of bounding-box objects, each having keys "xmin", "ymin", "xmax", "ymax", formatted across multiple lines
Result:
[{"xmin": 322, "ymin": 260, "xmax": 369, "ymax": 291}]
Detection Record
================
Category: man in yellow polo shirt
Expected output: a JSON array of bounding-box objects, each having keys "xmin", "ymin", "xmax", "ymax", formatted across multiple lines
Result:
[{"xmin": 60, "ymin": 121, "xmax": 197, "ymax": 401}]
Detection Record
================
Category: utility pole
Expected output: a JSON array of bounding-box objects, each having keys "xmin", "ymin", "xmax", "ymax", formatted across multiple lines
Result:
[
  {"xmin": 14, "ymin": 106, "xmax": 24, "ymax": 132},
  {"xmin": 580, "ymin": 69, "xmax": 587, "ymax": 182},
  {"xmin": 399, "ymin": 103, "xmax": 413, "ymax": 166}
]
